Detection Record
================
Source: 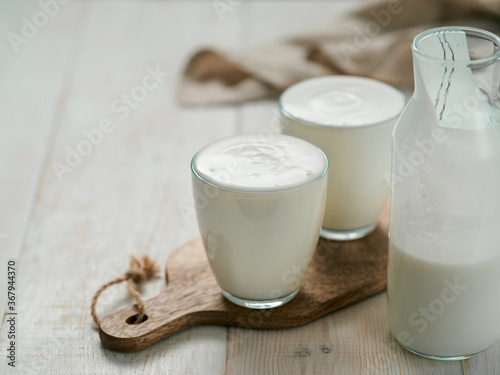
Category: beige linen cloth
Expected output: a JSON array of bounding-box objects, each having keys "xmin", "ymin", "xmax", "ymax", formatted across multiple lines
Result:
[{"xmin": 178, "ymin": 0, "xmax": 500, "ymax": 105}]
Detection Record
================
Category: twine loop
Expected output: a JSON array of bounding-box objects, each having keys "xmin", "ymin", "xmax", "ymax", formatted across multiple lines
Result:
[{"xmin": 91, "ymin": 255, "xmax": 160, "ymax": 327}]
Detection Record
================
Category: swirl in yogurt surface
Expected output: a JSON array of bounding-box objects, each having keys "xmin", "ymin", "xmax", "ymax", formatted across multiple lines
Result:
[{"xmin": 192, "ymin": 134, "xmax": 328, "ymax": 192}]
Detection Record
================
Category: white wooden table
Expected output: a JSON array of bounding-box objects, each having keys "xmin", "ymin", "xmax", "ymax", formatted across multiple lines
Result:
[{"xmin": 1, "ymin": 1, "xmax": 499, "ymax": 374}]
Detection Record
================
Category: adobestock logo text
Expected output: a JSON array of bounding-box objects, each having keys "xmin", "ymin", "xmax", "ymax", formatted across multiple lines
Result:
[{"xmin": 7, "ymin": 0, "xmax": 71, "ymax": 54}]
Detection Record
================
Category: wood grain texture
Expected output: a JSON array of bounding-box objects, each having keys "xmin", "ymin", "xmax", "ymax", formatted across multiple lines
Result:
[
  {"xmin": 1, "ymin": 1, "xmax": 239, "ymax": 373},
  {"xmin": 0, "ymin": 0, "xmax": 81, "ymax": 314},
  {"xmin": 226, "ymin": 293, "xmax": 467, "ymax": 375}
]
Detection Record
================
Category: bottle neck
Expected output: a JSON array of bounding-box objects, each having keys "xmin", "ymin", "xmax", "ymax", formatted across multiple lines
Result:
[{"xmin": 411, "ymin": 27, "xmax": 500, "ymax": 112}]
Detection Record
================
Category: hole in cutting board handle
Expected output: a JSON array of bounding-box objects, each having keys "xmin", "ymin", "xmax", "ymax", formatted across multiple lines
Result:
[{"xmin": 126, "ymin": 314, "xmax": 149, "ymax": 324}]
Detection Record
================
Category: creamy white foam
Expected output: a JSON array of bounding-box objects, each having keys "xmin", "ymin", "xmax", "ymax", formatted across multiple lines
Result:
[
  {"xmin": 279, "ymin": 76, "xmax": 406, "ymax": 127},
  {"xmin": 192, "ymin": 134, "xmax": 327, "ymax": 191}
]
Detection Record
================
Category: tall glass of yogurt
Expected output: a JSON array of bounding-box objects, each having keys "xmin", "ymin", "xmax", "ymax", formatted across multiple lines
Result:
[
  {"xmin": 191, "ymin": 134, "xmax": 328, "ymax": 309},
  {"xmin": 280, "ymin": 76, "xmax": 406, "ymax": 240}
]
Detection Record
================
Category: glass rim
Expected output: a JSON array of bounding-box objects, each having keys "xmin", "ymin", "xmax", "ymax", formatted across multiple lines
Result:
[
  {"xmin": 191, "ymin": 135, "xmax": 329, "ymax": 194},
  {"xmin": 278, "ymin": 77, "xmax": 407, "ymax": 130},
  {"xmin": 412, "ymin": 26, "xmax": 500, "ymax": 67}
]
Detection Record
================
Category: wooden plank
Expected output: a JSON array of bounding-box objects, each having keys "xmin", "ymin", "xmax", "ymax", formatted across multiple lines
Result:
[
  {"xmin": 237, "ymin": 0, "xmax": 364, "ymax": 46},
  {"xmin": 1, "ymin": 1, "xmax": 240, "ymax": 373},
  {"xmin": 0, "ymin": 0, "xmax": 84, "ymax": 319},
  {"xmin": 227, "ymin": 294, "xmax": 463, "ymax": 375},
  {"xmin": 464, "ymin": 344, "xmax": 500, "ymax": 374}
]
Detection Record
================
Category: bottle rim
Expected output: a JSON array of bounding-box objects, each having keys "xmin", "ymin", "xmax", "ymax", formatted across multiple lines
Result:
[{"xmin": 412, "ymin": 26, "xmax": 500, "ymax": 67}]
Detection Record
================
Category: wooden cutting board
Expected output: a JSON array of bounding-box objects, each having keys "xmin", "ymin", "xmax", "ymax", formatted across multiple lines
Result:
[{"xmin": 99, "ymin": 208, "xmax": 389, "ymax": 352}]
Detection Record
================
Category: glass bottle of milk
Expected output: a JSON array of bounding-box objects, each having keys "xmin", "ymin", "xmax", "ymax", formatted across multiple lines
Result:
[{"xmin": 387, "ymin": 27, "xmax": 500, "ymax": 360}]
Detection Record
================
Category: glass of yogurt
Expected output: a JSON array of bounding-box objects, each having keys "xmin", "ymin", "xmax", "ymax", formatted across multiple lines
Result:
[
  {"xmin": 279, "ymin": 76, "xmax": 406, "ymax": 240},
  {"xmin": 191, "ymin": 134, "xmax": 328, "ymax": 309}
]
